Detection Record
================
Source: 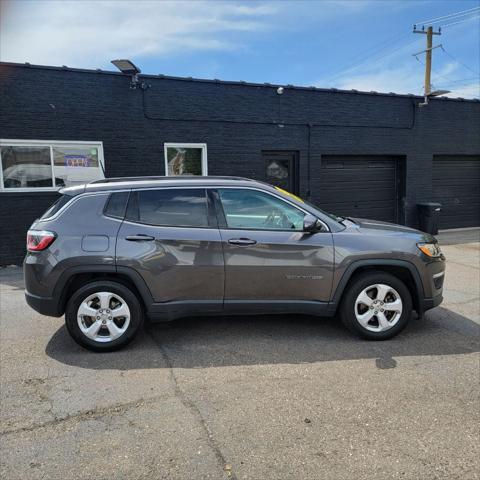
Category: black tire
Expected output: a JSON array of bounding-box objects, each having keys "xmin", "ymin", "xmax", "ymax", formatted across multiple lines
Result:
[
  {"xmin": 339, "ymin": 271, "xmax": 412, "ymax": 340},
  {"xmin": 65, "ymin": 280, "xmax": 143, "ymax": 352}
]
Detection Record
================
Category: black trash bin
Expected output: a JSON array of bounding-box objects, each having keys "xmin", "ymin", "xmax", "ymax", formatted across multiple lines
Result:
[{"xmin": 417, "ymin": 202, "xmax": 442, "ymax": 234}]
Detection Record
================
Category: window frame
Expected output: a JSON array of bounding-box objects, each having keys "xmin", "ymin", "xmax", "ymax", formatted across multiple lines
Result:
[
  {"xmin": 164, "ymin": 143, "xmax": 208, "ymax": 177},
  {"xmin": 215, "ymin": 187, "xmax": 328, "ymax": 232},
  {"xmin": 0, "ymin": 139, "xmax": 105, "ymax": 192},
  {"xmin": 124, "ymin": 187, "xmax": 214, "ymax": 229}
]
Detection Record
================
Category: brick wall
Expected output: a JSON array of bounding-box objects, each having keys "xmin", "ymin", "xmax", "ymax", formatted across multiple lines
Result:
[{"xmin": 0, "ymin": 63, "xmax": 479, "ymax": 265}]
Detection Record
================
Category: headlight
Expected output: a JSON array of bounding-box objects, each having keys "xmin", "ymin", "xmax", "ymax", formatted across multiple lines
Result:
[{"xmin": 417, "ymin": 242, "xmax": 442, "ymax": 258}]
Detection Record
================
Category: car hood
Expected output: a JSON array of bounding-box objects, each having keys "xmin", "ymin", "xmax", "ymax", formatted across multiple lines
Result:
[{"xmin": 344, "ymin": 217, "xmax": 437, "ymax": 242}]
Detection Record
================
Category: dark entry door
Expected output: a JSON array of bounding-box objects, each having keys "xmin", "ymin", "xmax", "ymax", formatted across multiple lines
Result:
[
  {"xmin": 432, "ymin": 155, "xmax": 480, "ymax": 229},
  {"xmin": 263, "ymin": 151, "xmax": 299, "ymax": 194},
  {"xmin": 318, "ymin": 155, "xmax": 402, "ymax": 223}
]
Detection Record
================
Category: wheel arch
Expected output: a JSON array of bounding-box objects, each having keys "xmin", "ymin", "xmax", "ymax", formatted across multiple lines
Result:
[
  {"xmin": 331, "ymin": 259, "xmax": 424, "ymax": 315},
  {"xmin": 54, "ymin": 265, "xmax": 154, "ymax": 315}
]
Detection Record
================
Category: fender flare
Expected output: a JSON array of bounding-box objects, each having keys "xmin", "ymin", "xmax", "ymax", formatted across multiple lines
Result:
[
  {"xmin": 330, "ymin": 259, "xmax": 425, "ymax": 313},
  {"xmin": 54, "ymin": 265, "xmax": 154, "ymax": 314}
]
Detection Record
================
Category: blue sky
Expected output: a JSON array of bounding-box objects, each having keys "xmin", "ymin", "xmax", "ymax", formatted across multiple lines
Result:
[{"xmin": 1, "ymin": 0, "xmax": 479, "ymax": 98}]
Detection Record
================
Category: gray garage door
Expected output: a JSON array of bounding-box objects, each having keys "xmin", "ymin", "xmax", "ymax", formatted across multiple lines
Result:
[
  {"xmin": 318, "ymin": 156, "xmax": 401, "ymax": 223},
  {"xmin": 432, "ymin": 155, "xmax": 480, "ymax": 229}
]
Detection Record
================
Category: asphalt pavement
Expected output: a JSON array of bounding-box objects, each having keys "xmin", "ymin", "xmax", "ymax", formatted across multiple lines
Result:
[{"xmin": 0, "ymin": 229, "xmax": 479, "ymax": 480}]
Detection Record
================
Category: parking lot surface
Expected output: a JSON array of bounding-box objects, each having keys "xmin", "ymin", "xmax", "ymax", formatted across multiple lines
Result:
[{"xmin": 1, "ymin": 230, "xmax": 479, "ymax": 480}]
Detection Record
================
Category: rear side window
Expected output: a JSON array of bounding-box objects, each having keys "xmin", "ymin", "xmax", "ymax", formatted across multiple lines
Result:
[
  {"xmin": 126, "ymin": 189, "xmax": 209, "ymax": 227},
  {"xmin": 40, "ymin": 195, "xmax": 72, "ymax": 219},
  {"xmin": 104, "ymin": 191, "xmax": 129, "ymax": 219}
]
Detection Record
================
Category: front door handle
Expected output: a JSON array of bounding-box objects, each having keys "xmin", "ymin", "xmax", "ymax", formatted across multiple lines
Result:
[
  {"xmin": 228, "ymin": 237, "xmax": 257, "ymax": 246},
  {"xmin": 125, "ymin": 234, "xmax": 155, "ymax": 242}
]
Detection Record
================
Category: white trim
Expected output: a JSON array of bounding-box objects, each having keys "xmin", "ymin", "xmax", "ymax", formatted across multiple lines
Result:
[
  {"xmin": 164, "ymin": 143, "xmax": 208, "ymax": 176},
  {"xmin": 0, "ymin": 139, "xmax": 105, "ymax": 192}
]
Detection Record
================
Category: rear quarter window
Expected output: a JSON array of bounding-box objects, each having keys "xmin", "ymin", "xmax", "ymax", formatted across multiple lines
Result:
[
  {"xmin": 104, "ymin": 191, "xmax": 130, "ymax": 219},
  {"xmin": 40, "ymin": 195, "xmax": 73, "ymax": 219}
]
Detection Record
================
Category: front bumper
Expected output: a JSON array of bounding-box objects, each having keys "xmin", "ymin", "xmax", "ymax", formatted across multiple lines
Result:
[{"xmin": 421, "ymin": 293, "xmax": 444, "ymax": 312}]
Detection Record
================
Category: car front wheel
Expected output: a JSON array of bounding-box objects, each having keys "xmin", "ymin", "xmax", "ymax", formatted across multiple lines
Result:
[
  {"xmin": 340, "ymin": 271, "xmax": 412, "ymax": 340},
  {"xmin": 65, "ymin": 280, "xmax": 143, "ymax": 352}
]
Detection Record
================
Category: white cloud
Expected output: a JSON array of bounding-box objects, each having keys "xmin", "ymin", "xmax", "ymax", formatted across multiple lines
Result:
[
  {"xmin": 317, "ymin": 49, "xmax": 479, "ymax": 99},
  {"xmin": 0, "ymin": 0, "xmax": 277, "ymax": 68}
]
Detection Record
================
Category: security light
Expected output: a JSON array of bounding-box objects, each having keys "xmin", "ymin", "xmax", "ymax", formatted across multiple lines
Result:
[
  {"xmin": 111, "ymin": 59, "xmax": 141, "ymax": 76},
  {"xmin": 429, "ymin": 89, "xmax": 450, "ymax": 97},
  {"xmin": 111, "ymin": 59, "xmax": 144, "ymax": 89},
  {"xmin": 277, "ymin": 87, "xmax": 284, "ymax": 95}
]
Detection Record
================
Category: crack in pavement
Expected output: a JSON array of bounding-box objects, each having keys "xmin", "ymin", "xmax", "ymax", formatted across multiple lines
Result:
[
  {"xmin": 0, "ymin": 394, "xmax": 169, "ymax": 436},
  {"xmin": 146, "ymin": 324, "xmax": 237, "ymax": 480}
]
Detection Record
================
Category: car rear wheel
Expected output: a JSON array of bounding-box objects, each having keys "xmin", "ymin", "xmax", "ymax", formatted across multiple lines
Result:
[
  {"xmin": 65, "ymin": 280, "xmax": 143, "ymax": 352},
  {"xmin": 340, "ymin": 271, "xmax": 412, "ymax": 340}
]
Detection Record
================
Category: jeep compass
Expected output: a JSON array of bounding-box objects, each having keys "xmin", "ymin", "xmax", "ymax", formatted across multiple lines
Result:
[{"xmin": 24, "ymin": 176, "xmax": 445, "ymax": 351}]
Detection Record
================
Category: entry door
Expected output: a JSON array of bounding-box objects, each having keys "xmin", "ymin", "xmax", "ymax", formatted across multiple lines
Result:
[
  {"xmin": 214, "ymin": 188, "xmax": 334, "ymax": 311},
  {"xmin": 264, "ymin": 151, "xmax": 300, "ymax": 194},
  {"xmin": 116, "ymin": 188, "xmax": 224, "ymax": 311}
]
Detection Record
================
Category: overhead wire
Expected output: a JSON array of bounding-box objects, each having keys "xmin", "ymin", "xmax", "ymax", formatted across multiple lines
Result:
[
  {"xmin": 442, "ymin": 14, "xmax": 480, "ymax": 29},
  {"xmin": 415, "ymin": 6, "xmax": 480, "ymax": 26},
  {"xmin": 440, "ymin": 46, "xmax": 480, "ymax": 76},
  {"xmin": 325, "ymin": 34, "xmax": 421, "ymax": 83},
  {"xmin": 322, "ymin": 30, "xmax": 413, "ymax": 83}
]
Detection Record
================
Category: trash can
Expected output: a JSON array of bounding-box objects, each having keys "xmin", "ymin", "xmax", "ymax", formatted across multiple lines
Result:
[{"xmin": 417, "ymin": 202, "xmax": 442, "ymax": 234}]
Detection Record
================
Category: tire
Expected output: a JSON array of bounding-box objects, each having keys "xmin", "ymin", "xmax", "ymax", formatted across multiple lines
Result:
[
  {"xmin": 339, "ymin": 271, "xmax": 412, "ymax": 340},
  {"xmin": 65, "ymin": 280, "xmax": 143, "ymax": 352}
]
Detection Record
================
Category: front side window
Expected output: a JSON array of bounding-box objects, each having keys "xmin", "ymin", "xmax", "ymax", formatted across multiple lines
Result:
[
  {"xmin": 127, "ymin": 189, "xmax": 209, "ymax": 228},
  {"xmin": 218, "ymin": 188, "xmax": 306, "ymax": 231},
  {"xmin": 0, "ymin": 140, "xmax": 105, "ymax": 190},
  {"xmin": 164, "ymin": 143, "xmax": 207, "ymax": 176}
]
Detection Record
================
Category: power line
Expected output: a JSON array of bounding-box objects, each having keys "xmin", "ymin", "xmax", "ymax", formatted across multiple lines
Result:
[
  {"xmin": 442, "ymin": 14, "xmax": 480, "ymax": 29},
  {"xmin": 440, "ymin": 46, "xmax": 480, "ymax": 76},
  {"xmin": 415, "ymin": 6, "xmax": 480, "ymax": 26},
  {"xmin": 325, "ymin": 34, "xmax": 420, "ymax": 83}
]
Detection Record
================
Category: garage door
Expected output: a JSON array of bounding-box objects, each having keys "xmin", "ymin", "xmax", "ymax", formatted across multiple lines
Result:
[
  {"xmin": 432, "ymin": 155, "xmax": 480, "ymax": 229},
  {"xmin": 318, "ymin": 156, "xmax": 402, "ymax": 223}
]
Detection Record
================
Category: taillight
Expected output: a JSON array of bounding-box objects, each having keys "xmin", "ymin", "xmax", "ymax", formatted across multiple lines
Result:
[{"xmin": 27, "ymin": 230, "xmax": 56, "ymax": 252}]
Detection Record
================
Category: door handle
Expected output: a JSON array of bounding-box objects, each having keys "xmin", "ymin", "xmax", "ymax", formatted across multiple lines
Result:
[
  {"xmin": 228, "ymin": 237, "xmax": 257, "ymax": 246},
  {"xmin": 125, "ymin": 234, "xmax": 155, "ymax": 241}
]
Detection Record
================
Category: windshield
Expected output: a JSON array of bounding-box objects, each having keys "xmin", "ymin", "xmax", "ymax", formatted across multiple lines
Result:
[{"xmin": 273, "ymin": 187, "xmax": 343, "ymax": 223}]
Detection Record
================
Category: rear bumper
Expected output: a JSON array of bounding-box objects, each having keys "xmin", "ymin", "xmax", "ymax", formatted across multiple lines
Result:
[{"xmin": 25, "ymin": 291, "xmax": 63, "ymax": 317}]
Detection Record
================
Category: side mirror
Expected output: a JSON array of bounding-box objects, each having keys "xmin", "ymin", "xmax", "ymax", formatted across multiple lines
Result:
[{"xmin": 303, "ymin": 214, "xmax": 322, "ymax": 233}]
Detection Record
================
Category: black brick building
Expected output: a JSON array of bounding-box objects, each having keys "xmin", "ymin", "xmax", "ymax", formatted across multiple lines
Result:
[{"xmin": 1, "ymin": 61, "xmax": 479, "ymax": 265}]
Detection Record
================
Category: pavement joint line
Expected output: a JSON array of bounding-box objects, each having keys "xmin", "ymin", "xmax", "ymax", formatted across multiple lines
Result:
[
  {"xmin": 0, "ymin": 393, "xmax": 170, "ymax": 436},
  {"xmin": 146, "ymin": 324, "xmax": 237, "ymax": 480}
]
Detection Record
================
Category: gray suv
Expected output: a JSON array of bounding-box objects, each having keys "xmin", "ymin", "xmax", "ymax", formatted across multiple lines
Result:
[{"xmin": 24, "ymin": 176, "xmax": 445, "ymax": 351}]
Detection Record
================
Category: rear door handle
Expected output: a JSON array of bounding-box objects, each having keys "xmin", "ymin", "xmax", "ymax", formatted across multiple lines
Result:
[
  {"xmin": 125, "ymin": 234, "xmax": 155, "ymax": 242},
  {"xmin": 228, "ymin": 237, "xmax": 257, "ymax": 246}
]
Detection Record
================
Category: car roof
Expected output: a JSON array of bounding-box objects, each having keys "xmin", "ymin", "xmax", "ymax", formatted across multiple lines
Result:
[{"xmin": 60, "ymin": 176, "xmax": 267, "ymax": 195}]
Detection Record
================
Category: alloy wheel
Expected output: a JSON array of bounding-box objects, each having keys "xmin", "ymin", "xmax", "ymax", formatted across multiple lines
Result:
[
  {"xmin": 77, "ymin": 291, "xmax": 131, "ymax": 343},
  {"xmin": 354, "ymin": 283, "xmax": 403, "ymax": 332}
]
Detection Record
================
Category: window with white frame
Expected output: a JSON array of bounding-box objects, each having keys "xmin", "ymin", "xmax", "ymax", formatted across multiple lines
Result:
[
  {"xmin": 0, "ymin": 140, "xmax": 105, "ymax": 190},
  {"xmin": 164, "ymin": 143, "xmax": 207, "ymax": 176}
]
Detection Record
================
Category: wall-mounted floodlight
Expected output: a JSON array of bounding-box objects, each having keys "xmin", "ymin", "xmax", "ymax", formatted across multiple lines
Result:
[
  {"xmin": 111, "ymin": 59, "xmax": 143, "ymax": 89},
  {"xmin": 419, "ymin": 88, "xmax": 451, "ymax": 107},
  {"xmin": 429, "ymin": 89, "xmax": 450, "ymax": 97}
]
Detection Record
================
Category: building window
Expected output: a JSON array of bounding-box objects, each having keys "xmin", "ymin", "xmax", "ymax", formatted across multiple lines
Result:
[
  {"xmin": 164, "ymin": 143, "xmax": 207, "ymax": 176},
  {"xmin": 0, "ymin": 140, "xmax": 105, "ymax": 191}
]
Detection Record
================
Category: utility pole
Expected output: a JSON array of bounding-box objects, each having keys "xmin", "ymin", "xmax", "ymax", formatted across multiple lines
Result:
[{"xmin": 413, "ymin": 25, "xmax": 445, "ymax": 105}]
